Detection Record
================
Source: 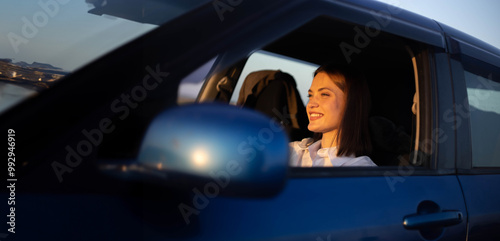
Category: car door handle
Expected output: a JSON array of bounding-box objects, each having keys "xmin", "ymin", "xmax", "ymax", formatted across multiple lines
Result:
[{"xmin": 403, "ymin": 211, "xmax": 463, "ymax": 229}]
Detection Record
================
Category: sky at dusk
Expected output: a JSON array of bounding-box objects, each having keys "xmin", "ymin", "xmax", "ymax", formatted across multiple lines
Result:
[
  {"xmin": 376, "ymin": 0, "xmax": 500, "ymax": 50},
  {"xmin": 0, "ymin": 0, "xmax": 156, "ymax": 71}
]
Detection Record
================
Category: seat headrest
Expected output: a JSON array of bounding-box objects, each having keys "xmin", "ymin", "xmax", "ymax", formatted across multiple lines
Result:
[{"xmin": 237, "ymin": 70, "xmax": 295, "ymax": 106}]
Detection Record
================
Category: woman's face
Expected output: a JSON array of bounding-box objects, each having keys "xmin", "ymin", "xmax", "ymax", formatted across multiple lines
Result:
[{"xmin": 306, "ymin": 72, "xmax": 346, "ymax": 135}]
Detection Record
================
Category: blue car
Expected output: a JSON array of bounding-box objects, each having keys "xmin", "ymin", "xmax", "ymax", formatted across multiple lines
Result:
[{"xmin": 1, "ymin": 0, "xmax": 499, "ymax": 240}]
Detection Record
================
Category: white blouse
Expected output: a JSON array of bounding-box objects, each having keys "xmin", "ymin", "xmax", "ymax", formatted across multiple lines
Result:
[{"xmin": 289, "ymin": 138, "xmax": 377, "ymax": 167}]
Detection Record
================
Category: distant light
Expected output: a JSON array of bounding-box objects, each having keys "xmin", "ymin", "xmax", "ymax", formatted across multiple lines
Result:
[{"xmin": 192, "ymin": 149, "xmax": 209, "ymax": 168}]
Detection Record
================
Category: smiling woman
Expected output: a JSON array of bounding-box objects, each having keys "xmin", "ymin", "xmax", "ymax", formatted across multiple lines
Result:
[{"xmin": 289, "ymin": 64, "xmax": 376, "ymax": 167}]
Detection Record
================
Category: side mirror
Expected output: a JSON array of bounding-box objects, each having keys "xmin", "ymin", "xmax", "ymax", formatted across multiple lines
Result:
[{"xmin": 102, "ymin": 104, "xmax": 290, "ymax": 197}]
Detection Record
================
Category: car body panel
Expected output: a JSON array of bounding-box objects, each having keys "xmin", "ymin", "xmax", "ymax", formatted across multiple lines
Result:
[
  {"xmin": 193, "ymin": 176, "xmax": 467, "ymax": 241},
  {"xmin": 11, "ymin": 176, "xmax": 467, "ymax": 241},
  {"xmin": 457, "ymin": 175, "xmax": 500, "ymax": 240}
]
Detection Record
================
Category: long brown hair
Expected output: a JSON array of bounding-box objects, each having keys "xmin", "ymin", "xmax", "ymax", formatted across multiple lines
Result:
[{"xmin": 313, "ymin": 64, "xmax": 372, "ymax": 157}]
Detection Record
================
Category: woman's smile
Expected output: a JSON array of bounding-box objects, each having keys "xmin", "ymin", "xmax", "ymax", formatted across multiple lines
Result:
[{"xmin": 309, "ymin": 112, "xmax": 324, "ymax": 121}]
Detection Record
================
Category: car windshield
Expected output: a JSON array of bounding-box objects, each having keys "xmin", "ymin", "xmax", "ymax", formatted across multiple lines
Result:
[{"xmin": 0, "ymin": 0, "xmax": 209, "ymax": 113}]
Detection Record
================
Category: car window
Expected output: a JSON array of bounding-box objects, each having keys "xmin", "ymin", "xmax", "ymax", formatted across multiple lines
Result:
[
  {"xmin": 463, "ymin": 57, "xmax": 500, "ymax": 167},
  {"xmin": 0, "ymin": 0, "xmax": 209, "ymax": 113},
  {"xmin": 197, "ymin": 16, "xmax": 436, "ymax": 168}
]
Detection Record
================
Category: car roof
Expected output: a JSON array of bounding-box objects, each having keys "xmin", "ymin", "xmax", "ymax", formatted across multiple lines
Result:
[{"xmin": 88, "ymin": 0, "xmax": 500, "ymax": 65}]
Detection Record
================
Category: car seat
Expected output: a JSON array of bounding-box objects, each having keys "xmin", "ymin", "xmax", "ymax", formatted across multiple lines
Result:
[
  {"xmin": 369, "ymin": 116, "xmax": 411, "ymax": 166},
  {"xmin": 237, "ymin": 70, "xmax": 311, "ymax": 141}
]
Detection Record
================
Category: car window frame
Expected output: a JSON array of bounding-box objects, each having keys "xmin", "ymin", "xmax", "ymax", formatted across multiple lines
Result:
[{"xmin": 195, "ymin": 4, "xmax": 455, "ymax": 177}]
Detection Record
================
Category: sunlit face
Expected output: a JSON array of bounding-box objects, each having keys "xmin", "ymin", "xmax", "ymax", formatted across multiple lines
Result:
[{"xmin": 306, "ymin": 72, "xmax": 346, "ymax": 135}]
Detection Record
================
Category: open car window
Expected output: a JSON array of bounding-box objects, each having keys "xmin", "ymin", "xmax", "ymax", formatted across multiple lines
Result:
[{"xmin": 195, "ymin": 15, "xmax": 435, "ymax": 169}]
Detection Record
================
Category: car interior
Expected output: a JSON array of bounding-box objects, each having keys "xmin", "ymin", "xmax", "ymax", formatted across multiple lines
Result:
[{"xmin": 197, "ymin": 16, "xmax": 424, "ymax": 167}]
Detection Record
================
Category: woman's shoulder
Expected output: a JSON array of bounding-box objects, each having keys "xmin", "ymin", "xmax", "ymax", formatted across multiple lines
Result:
[{"xmin": 289, "ymin": 137, "xmax": 315, "ymax": 149}]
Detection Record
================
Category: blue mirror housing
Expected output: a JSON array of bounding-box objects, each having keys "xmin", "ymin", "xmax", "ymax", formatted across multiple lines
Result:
[{"xmin": 132, "ymin": 103, "xmax": 289, "ymax": 196}]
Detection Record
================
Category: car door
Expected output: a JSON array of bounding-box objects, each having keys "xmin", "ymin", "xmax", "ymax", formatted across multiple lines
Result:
[
  {"xmin": 188, "ymin": 47, "xmax": 466, "ymax": 241},
  {"xmin": 444, "ymin": 30, "xmax": 500, "ymax": 240},
  {"xmin": 178, "ymin": 1, "xmax": 468, "ymax": 240}
]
